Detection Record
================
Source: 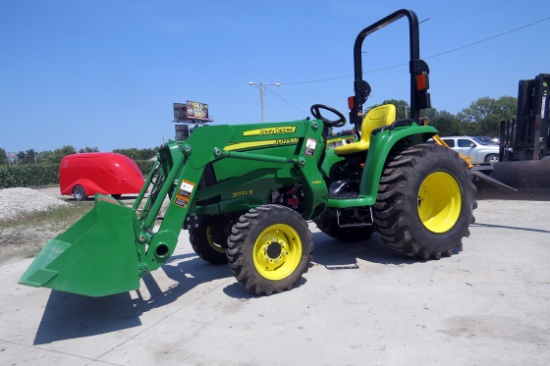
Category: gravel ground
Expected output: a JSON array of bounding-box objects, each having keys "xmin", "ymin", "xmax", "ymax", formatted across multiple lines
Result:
[{"xmin": 0, "ymin": 187, "xmax": 70, "ymax": 221}]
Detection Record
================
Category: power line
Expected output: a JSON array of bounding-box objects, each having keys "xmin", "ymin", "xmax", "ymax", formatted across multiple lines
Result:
[
  {"xmin": 279, "ymin": 16, "xmax": 550, "ymax": 86},
  {"xmin": 264, "ymin": 85, "xmax": 310, "ymax": 115},
  {"xmin": 425, "ymin": 16, "xmax": 550, "ymax": 60},
  {"xmin": 282, "ymin": 74, "xmax": 351, "ymax": 86}
]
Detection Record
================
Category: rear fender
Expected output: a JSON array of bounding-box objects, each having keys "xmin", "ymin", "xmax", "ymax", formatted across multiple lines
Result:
[{"xmin": 360, "ymin": 124, "xmax": 437, "ymax": 201}]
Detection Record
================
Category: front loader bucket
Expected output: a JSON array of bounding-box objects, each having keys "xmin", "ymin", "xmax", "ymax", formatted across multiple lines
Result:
[{"xmin": 19, "ymin": 195, "xmax": 141, "ymax": 297}]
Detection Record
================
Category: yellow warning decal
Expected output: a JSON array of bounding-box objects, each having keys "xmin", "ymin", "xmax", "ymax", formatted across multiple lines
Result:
[
  {"xmin": 224, "ymin": 138, "xmax": 299, "ymax": 151},
  {"xmin": 174, "ymin": 179, "xmax": 195, "ymax": 208},
  {"xmin": 243, "ymin": 126, "xmax": 296, "ymax": 136}
]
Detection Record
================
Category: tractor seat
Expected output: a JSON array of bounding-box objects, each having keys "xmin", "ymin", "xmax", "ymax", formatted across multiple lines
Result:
[{"xmin": 334, "ymin": 104, "xmax": 396, "ymax": 156}]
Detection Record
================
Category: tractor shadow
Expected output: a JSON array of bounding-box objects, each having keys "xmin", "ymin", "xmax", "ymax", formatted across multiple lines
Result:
[
  {"xmin": 310, "ymin": 231, "xmax": 419, "ymax": 270},
  {"xmin": 32, "ymin": 232, "xmax": 419, "ymax": 344},
  {"xmin": 32, "ymin": 252, "xmax": 233, "ymax": 345},
  {"xmin": 221, "ymin": 231, "xmax": 421, "ymax": 299}
]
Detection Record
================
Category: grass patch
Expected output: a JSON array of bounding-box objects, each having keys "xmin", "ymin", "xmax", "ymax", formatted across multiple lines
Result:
[{"xmin": 0, "ymin": 201, "xmax": 94, "ymax": 263}]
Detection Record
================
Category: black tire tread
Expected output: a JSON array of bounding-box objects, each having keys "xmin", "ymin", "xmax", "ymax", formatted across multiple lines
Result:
[
  {"xmin": 373, "ymin": 144, "xmax": 477, "ymax": 260},
  {"xmin": 189, "ymin": 217, "xmax": 229, "ymax": 265},
  {"xmin": 227, "ymin": 205, "xmax": 312, "ymax": 296}
]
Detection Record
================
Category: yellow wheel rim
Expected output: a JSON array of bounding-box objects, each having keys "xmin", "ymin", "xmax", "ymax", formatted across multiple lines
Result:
[
  {"xmin": 206, "ymin": 226, "xmax": 226, "ymax": 254},
  {"xmin": 417, "ymin": 172, "xmax": 462, "ymax": 233},
  {"xmin": 252, "ymin": 224, "xmax": 303, "ymax": 280}
]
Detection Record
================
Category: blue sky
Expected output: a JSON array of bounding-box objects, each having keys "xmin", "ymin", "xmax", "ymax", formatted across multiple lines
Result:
[{"xmin": 1, "ymin": 0, "xmax": 549, "ymax": 153}]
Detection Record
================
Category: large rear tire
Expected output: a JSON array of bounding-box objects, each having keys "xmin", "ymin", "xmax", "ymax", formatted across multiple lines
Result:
[
  {"xmin": 227, "ymin": 205, "xmax": 312, "ymax": 295},
  {"xmin": 373, "ymin": 144, "xmax": 476, "ymax": 260}
]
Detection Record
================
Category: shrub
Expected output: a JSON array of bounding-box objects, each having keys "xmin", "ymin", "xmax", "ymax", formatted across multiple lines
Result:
[
  {"xmin": 136, "ymin": 160, "xmax": 156, "ymax": 177},
  {"xmin": 0, "ymin": 164, "xmax": 59, "ymax": 189}
]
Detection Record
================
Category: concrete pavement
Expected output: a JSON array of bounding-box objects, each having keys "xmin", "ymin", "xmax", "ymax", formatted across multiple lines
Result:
[{"xmin": 1, "ymin": 199, "xmax": 549, "ymax": 365}]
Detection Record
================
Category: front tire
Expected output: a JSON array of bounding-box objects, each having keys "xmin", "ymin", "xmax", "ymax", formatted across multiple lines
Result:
[
  {"xmin": 373, "ymin": 144, "xmax": 476, "ymax": 260},
  {"xmin": 227, "ymin": 205, "xmax": 312, "ymax": 295}
]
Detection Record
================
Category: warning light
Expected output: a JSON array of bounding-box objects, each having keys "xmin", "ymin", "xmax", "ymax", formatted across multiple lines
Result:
[
  {"xmin": 416, "ymin": 73, "xmax": 429, "ymax": 91},
  {"xmin": 348, "ymin": 96, "xmax": 355, "ymax": 109}
]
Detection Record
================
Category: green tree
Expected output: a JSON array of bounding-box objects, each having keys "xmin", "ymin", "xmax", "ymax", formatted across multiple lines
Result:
[
  {"xmin": 113, "ymin": 148, "xmax": 138, "ymax": 160},
  {"xmin": 113, "ymin": 147, "xmax": 158, "ymax": 160},
  {"xmin": 425, "ymin": 110, "xmax": 466, "ymax": 136},
  {"xmin": 78, "ymin": 147, "xmax": 100, "ymax": 153},
  {"xmin": 47, "ymin": 145, "xmax": 77, "ymax": 165},
  {"xmin": 16, "ymin": 149, "xmax": 37, "ymax": 164},
  {"xmin": 457, "ymin": 96, "xmax": 517, "ymax": 136},
  {"xmin": 0, "ymin": 148, "xmax": 7, "ymax": 165},
  {"xmin": 36, "ymin": 150, "xmax": 52, "ymax": 164},
  {"xmin": 137, "ymin": 148, "xmax": 158, "ymax": 160}
]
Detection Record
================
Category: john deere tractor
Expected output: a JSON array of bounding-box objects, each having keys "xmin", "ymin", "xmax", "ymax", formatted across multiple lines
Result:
[{"xmin": 19, "ymin": 9, "xmax": 476, "ymax": 297}]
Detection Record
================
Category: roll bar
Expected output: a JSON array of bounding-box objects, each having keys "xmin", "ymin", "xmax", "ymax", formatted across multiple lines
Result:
[{"xmin": 350, "ymin": 9, "xmax": 431, "ymax": 129}]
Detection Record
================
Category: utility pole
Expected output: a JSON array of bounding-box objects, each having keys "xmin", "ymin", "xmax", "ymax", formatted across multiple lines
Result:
[{"xmin": 249, "ymin": 81, "xmax": 281, "ymax": 123}]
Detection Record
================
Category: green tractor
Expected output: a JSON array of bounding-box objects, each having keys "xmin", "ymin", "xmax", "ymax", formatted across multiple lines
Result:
[{"xmin": 19, "ymin": 9, "xmax": 476, "ymax": 297}]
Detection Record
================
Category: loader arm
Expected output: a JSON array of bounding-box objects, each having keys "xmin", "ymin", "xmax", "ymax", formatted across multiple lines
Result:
[
  {"xmin": 133, "ymin": 121, "xmax": 326, "ymax": 276},
  {"xmin": 20, "ymin": 119, "xmax": 328, "ymax": 297},
  {"xmin": 137, "ymin": 121, "xmax": 327, "ymax": 276}
]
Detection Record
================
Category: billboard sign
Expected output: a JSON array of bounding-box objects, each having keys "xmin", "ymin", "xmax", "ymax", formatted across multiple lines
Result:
[
  {"xmin": 173, "ymin": 101, "xmax": 210, "ymax": 122},
  {"xmin": 186, "ymin": 101, "xmax": 209, "ymax": 121}
]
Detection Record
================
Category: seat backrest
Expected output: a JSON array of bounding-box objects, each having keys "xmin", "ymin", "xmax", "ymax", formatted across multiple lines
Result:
[
  {"xmin": 360, "ymin": 104, "xmax": 397, "ymax": 146},
  {"xmin": 333, "ymin": 104, "xmax": 396, "ymax": 155}
]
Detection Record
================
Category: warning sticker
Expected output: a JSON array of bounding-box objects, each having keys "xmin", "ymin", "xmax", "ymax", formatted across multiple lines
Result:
[
  {"xmin": 304, "ymin": 138, "xmax": 317, "ymax": 157},
  {"xmin": 174, "ymin": 180, "xmax": 195, "ymax": 208}
]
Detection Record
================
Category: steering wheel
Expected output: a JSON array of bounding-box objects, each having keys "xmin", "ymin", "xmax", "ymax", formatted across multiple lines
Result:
[{"xmin": 310, "ymin": 104, "xmax": 346, "ymax": 127}]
